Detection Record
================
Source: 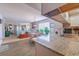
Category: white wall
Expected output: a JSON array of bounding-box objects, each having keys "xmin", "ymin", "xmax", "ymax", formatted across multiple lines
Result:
[
  {"xmin": 70, "ymin": 16, "xmax": 79, "ymax": 26},
  {"xmin": 0, "ymin": 24, "xmax": 3, "ymax": 46},
  {"xmin": 0, "ymin": 15, "xmax": 4, "ymax": 46},
  {"xmin": 34, "ymin": 18, "xmax": 63, "ymax": 49}
]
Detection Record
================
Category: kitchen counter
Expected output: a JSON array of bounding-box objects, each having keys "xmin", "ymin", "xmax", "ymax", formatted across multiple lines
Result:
[{"xmin": 32, "ymin": 35, "xmax": 79, "ymax": 56}]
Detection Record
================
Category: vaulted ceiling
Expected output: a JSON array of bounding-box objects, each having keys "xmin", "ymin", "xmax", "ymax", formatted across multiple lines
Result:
[
  {"xmin": 42, "ymin": 3, "xmax": 79, "ymax": 27},
  {"xmin": 1, "ymin": 3, "xmax": 79, "ymax": 26},
  {"xmin": 0, "ymin": 3, "xmax": 67, "ymax": 24},
  {"xmin": 61, "ymin": 7, "xmax": 79, "ymax": 27}
]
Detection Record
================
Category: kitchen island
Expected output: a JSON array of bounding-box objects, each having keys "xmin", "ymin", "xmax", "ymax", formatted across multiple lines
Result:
[{"xmin": 32, "ymin": 34, "xmax": 79, "ymax": 56}]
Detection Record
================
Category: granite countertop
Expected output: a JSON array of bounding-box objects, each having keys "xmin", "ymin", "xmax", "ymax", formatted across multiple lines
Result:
[{"xmin": 32, "ymin": 35, "xmax": 79, "ymax": 56}]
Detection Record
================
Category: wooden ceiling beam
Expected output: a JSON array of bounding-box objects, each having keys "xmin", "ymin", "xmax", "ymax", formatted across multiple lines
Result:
[
  {"xmin": 43, "ymin": 3, "xmax": 79, "ymax": 27},
  {"xmin": 44, "ymin": 3, "xmax": 79, "ymax": 17},
  {"xmin": 59, "ymin": 3, "xmax": 79, "ymax": 13}
]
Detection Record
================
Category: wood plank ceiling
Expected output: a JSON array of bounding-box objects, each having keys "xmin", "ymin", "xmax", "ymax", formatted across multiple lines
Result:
[
  {"xmin": 59, "ymin": 3, "xmax": 79, "ymax": 13},
  {"xmin": 44, "ymin": 3, "xmax": 79, "ymax": 17},
  {"xmin": 44, "ymin": 3, "xmax": 79, "ymax": 27}
]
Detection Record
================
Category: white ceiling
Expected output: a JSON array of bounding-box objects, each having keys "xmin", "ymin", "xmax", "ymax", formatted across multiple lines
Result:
[
  {"xmin": 42, "ymin": 3, "xmax": 65, "ymax": 14},
  {"xmin": 26, "ymin": 3, "xmax": 66, "ymax": 14},
  {"xmin": 0, "ymin": 3, "xmax": 42, "ymax": 23},
  {"xmin": 0, "ymin": 3, "xmax": 67, "ymax": 24},
  {"xmin": 26, "ymin": 3, "xmax": 41, "ymax": 11}
]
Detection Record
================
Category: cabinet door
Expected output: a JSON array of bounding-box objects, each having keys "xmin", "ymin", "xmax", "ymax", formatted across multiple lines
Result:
[{"xmin": 35, "ymin": 43, "xmax": 63, "ymax": 56}]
